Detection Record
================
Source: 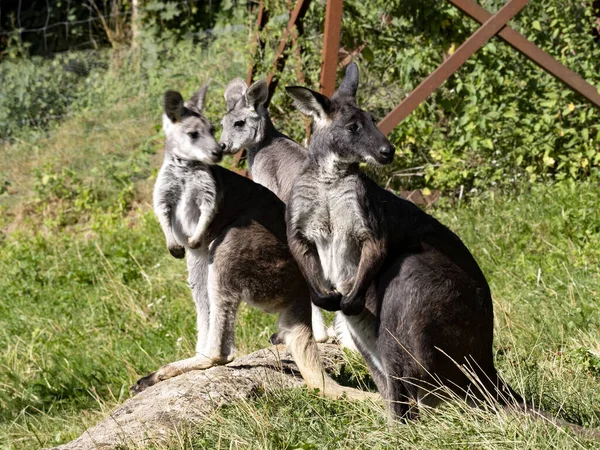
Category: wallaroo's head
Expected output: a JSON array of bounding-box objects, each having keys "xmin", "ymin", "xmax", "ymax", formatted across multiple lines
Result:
[
  {"xmin": 219, "ymin": 78, "xmax": 270, "ymax": 154},
  {"xmin": 162, "ymin": 85, "xmax": 222, "ymax": 164},
  {"xmin": 285, "ymin": 63, "xmax": 394, "ymax": 166}
]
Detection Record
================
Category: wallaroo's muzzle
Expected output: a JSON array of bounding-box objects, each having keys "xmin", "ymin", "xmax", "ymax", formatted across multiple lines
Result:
[{"xmin": 218, "ymin": 140, "xmax": 237, "ymax": 155}]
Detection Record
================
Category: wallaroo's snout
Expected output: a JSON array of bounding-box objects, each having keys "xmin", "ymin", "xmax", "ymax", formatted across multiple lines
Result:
[{"xmin": 376, "ymin": 141, "xmax": 395, "ymax": 165}]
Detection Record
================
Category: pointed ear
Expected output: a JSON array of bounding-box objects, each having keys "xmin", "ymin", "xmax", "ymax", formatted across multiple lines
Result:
[
  {"xmin": 335, "ymin": 62, "xmax": 359, "ymax": 98},
  {"xmin": 188, "ymin": 83, "xmax": 209, "ymax": 112},
  {"xmin": 285, "ymin": 86, "xmax": 331, "ymax": 121},
  {"xmin": 245, "ymin": 79, "xmax": 269, "ymax": 110},
  {"xmin": 224, "ymin": 78, "xmax": 248, "ymax": 111},
  {"xmin": 163, "ymin": 90, "xmax": 185, "ymax": 123}
]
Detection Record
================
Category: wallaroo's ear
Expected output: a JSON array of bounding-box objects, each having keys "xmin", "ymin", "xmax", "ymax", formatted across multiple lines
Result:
[
  {"xmin": 224, "ymin": 78, "xmax": 248, "ymax": 111},
  {"xmin": 245, "ymin": 79, "xmax": 269, "ymax": 110},
  {"xmin": 285, "ymin": 86, "xmax": 331, "ymax": 121},
  {"xmin": 163, "ymin": 90, "xmax": 185, "ymax": 123},
  {"xmin": 334, "ymin": 62, "xmax": 359, "ymax": 99},
  {"xmin": 188, "ymin": 83, "xmax": 209, "ymax": 112}
]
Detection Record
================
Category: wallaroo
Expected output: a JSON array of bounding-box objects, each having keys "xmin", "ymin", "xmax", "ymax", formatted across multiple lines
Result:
[
  {"xmin": 218, "ymin": 77, "xmax": 355, "ymax": 350},
  {"xmin": 283, "ymin": 62, "xmax": 599, "ymax": 433},
  {"xmin": 218, "ymin": 77, "xmax": 328, "ymax": 346},
  {"xmin": 131, "ymin": 83, "xmax": 369, "ymax": 401}
]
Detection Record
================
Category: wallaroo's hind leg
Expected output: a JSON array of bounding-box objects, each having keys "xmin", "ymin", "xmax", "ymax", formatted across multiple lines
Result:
[
  {"xmin": 200, "ymin": 263, "xmax": 240, "ymax": 364},
  {"xmin": 187, "ymin": 248, "xmax": 210, "ymax": 353},
  {"xmin": 130, "ymin": 258, "xmax": 240, "ymax": 395},
  {"xmin": 278, "ymin": 302, "xmax": 378, "ymax": 402},
  {"xmin": 311, "ymin": 304, "xmax": 329, "ymax": 343}
]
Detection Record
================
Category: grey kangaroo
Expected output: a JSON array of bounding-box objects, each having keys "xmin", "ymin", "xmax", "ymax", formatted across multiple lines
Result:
[
  {"xmin": 218, "ymin": 78, "xmax": 354, "ymax": 348},
  {"xmin": 131, "ymin": 85, "xmax": 356, "ymax": 399},
  {"xmin": 284, "ymin": 63, "xmax": 580, "ymax": 425}
]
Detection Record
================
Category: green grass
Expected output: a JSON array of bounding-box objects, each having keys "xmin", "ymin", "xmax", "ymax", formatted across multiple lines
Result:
[{"xmin": 1, "ymin": 36, "xmax": 599, "ymax": 450}]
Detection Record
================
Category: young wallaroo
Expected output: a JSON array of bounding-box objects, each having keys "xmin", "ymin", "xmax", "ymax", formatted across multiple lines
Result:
[
  {"xmin": 284, "ymin": 63, "xmax": 532, "ymax": 420},
  {"xmin": 218, "ymin": 77, "xmax": 348, "ymax": 347},
  {"xmin": 132, "ymin": 85, "xmax": 364, "ymax": 400}
]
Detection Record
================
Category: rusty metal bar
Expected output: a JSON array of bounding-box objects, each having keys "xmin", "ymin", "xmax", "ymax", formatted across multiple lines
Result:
[
  {"xmin": 447, "ymin": 0, "xmax": 600, "ymax": 109},
  {"xmin": 265, "ymin": 0, "xmax": 312, "ymax": 106},
  {"xmin": 378, "ymin": 0, "xmax": 530, "ymax": 136},
  {"xmin": 246, "ymin": 0, "xmax": 269, "ymax": 86},
  {"xmin": 319, "ymin": 0, "xmax": 343, "ymax": 97}
]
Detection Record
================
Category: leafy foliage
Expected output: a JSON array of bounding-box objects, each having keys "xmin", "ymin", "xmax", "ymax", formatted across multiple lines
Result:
[{"xmin": 250, "ymin": 0, "xmax": 600, "ymax": 193}]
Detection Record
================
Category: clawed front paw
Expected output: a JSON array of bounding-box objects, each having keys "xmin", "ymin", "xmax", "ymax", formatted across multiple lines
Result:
[
  {"xmin": 187, "ymin": 237, "xmax": 202, "ymax": 249},
  {"xmin": 311, "ymin": 290, "xmax": 343, "ymax": 311},
  {"xmin": 168, "ymin": 245, "xmax": 186, "ymax": 259},
  {"xmin": 130, "ymin": 371, "xmax": 160, "ymax": 395},
  {"xmin": 340, "ymin": 293, "xmax": 366, "ymax": 316}
]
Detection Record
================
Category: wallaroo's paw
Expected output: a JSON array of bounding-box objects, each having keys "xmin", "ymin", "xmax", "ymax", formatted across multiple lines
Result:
[
  {"xmin": 187, "ymin": 237, "xmax": 202, "ymax": 249},
  {"xmin": 340, "ymin": 295, "xmax": 365, "ymax": 316},
  {"xmin": 130, "ymin": 372, "xmax": 159, "ymax": 395},
  {"xmin": 168, "ymin": 245, "xmax": 186, "ymax": 259},
  {"xmin": 311, "ymin": 290, "xmax": 343, "ymax": 311},
  {"xmin": 269, "ymin": 331, "xmax": 286, "ymax": 345}
]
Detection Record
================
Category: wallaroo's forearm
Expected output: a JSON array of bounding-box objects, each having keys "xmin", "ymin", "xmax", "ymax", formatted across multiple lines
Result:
[
  {"xmin": 341, "ymin": 237, "xmax": 386, "ymax": 315},
  {"xmin": 289, "ymin": 238, "xmax": 328, "ymax": 292},
  {"xmin": 289, "ymin": 236, "xmax": 343, "ymax": 311}
]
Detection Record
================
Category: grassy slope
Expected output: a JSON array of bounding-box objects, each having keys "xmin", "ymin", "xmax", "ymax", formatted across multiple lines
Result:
[{"xmin": 1, "ymin": 43, "xmax": 599, "ymax": 450}]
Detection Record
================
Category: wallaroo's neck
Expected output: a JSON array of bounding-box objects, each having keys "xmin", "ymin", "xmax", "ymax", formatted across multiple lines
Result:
[
  {"xmin": 308, "ymin": 149, "xmax": 359, "ymax": 181},
  {"xmin": 164, "ymin": 141, "xmax": 211, "ymax": 171},
  {"xmin": 255, "ymin": 114, "xmax": 285, "ymax": 148}
]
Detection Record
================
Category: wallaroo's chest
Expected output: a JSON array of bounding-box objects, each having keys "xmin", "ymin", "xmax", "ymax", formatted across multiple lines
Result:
[
  {"xmin": 297, "ymin": 174, "xmax": 368, "ymax": 243},
  {"xmin": 166, "ymin": 164, "xmax": 217, "ymax": 240}
]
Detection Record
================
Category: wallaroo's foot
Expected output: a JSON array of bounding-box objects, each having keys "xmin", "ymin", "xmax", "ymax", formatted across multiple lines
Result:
[
  {"xmin": 130, "ymin": 354, "xmax": 232, "ymax": 396},
  {"xmin": 130, "ymin": 372, "xmax": 159, "ymax": 395},
  {"xmin": 168, "ymin": 245, "xmax": 186, "ymax": 259}
]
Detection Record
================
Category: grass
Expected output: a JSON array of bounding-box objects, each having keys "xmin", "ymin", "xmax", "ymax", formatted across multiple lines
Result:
[{"xmin": 1, "ymin": 36, "xmax": 599, "ymax": 450}]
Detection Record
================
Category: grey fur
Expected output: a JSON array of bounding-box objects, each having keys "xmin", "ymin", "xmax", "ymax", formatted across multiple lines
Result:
[
  {"xmin": 285, "ymin": 63, "xmax": 518, "ymax": 419},
  {"xmin": 219, "ymin": 78, "xmax": 335, "ymax": 345},
  {"xmin": 133, "ymin": 86, "xmax": 362, "ymax": 401}
]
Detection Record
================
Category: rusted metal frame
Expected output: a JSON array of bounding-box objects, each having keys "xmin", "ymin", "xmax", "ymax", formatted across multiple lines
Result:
[
  {"xmin": 378, "ymin": 0, "xmax": 530, "ymax": 136},
  {"xmin": 246, "ymin": 0, "xmax": 269, "ymax": 86},
  {"xmin": 447, "ymin": 0, "xmax": 600, "ymax": 109},
  {"xmin": 319, "ymin": 0, "xmax": 343, "ymax": 97},
  {"xmin": 265, "ymin": 0, "xmax": 312, "ymax": 106}
]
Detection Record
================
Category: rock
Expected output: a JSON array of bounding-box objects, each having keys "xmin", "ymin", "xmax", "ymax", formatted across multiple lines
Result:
[{"xmin": 47, "ymin": 343, "xmax": 353, "ymax": 450}]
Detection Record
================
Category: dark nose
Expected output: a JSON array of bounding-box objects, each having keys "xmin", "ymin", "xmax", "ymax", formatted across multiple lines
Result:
[
  {"xmin": 219, "ymin": 142, "xmax": 227, "ymax": 151},
  {"xmin": 379, "ymin": 143, "xmax": 394, "ymax": 157},
  {"xmin": 212, "ymin": 148, "xmax": 222, "ymax": 157}
]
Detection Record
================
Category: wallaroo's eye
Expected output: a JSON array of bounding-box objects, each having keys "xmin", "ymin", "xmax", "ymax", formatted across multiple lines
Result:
[
  {"xmin": 346, "ymin": 123, "xmax": 359, "ymax": 133},
  {"xmin": 209, "ymin": 126, "xmax": 216, "ymax": 135},
  {"xmin": 234, "ymin": 120, "xmax": 245, "ymax": 128},
  {"xmin": 188, "ymin": 131, "xmax": 199, "ymax": 139}
]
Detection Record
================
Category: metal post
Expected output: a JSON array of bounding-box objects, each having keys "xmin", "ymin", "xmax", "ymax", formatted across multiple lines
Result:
[{"xmin": 319, "ymin": 0, "xmax": 343, "ymax": 97}]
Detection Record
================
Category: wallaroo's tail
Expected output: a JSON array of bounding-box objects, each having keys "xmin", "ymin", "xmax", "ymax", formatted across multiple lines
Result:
[
  {"xmin": 285, "ymin": 323, "xmax": 378, "ymax": 402},
  {"xmin": 495, "ymin": 375, "xmax": 600, "ymax": 440}
]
